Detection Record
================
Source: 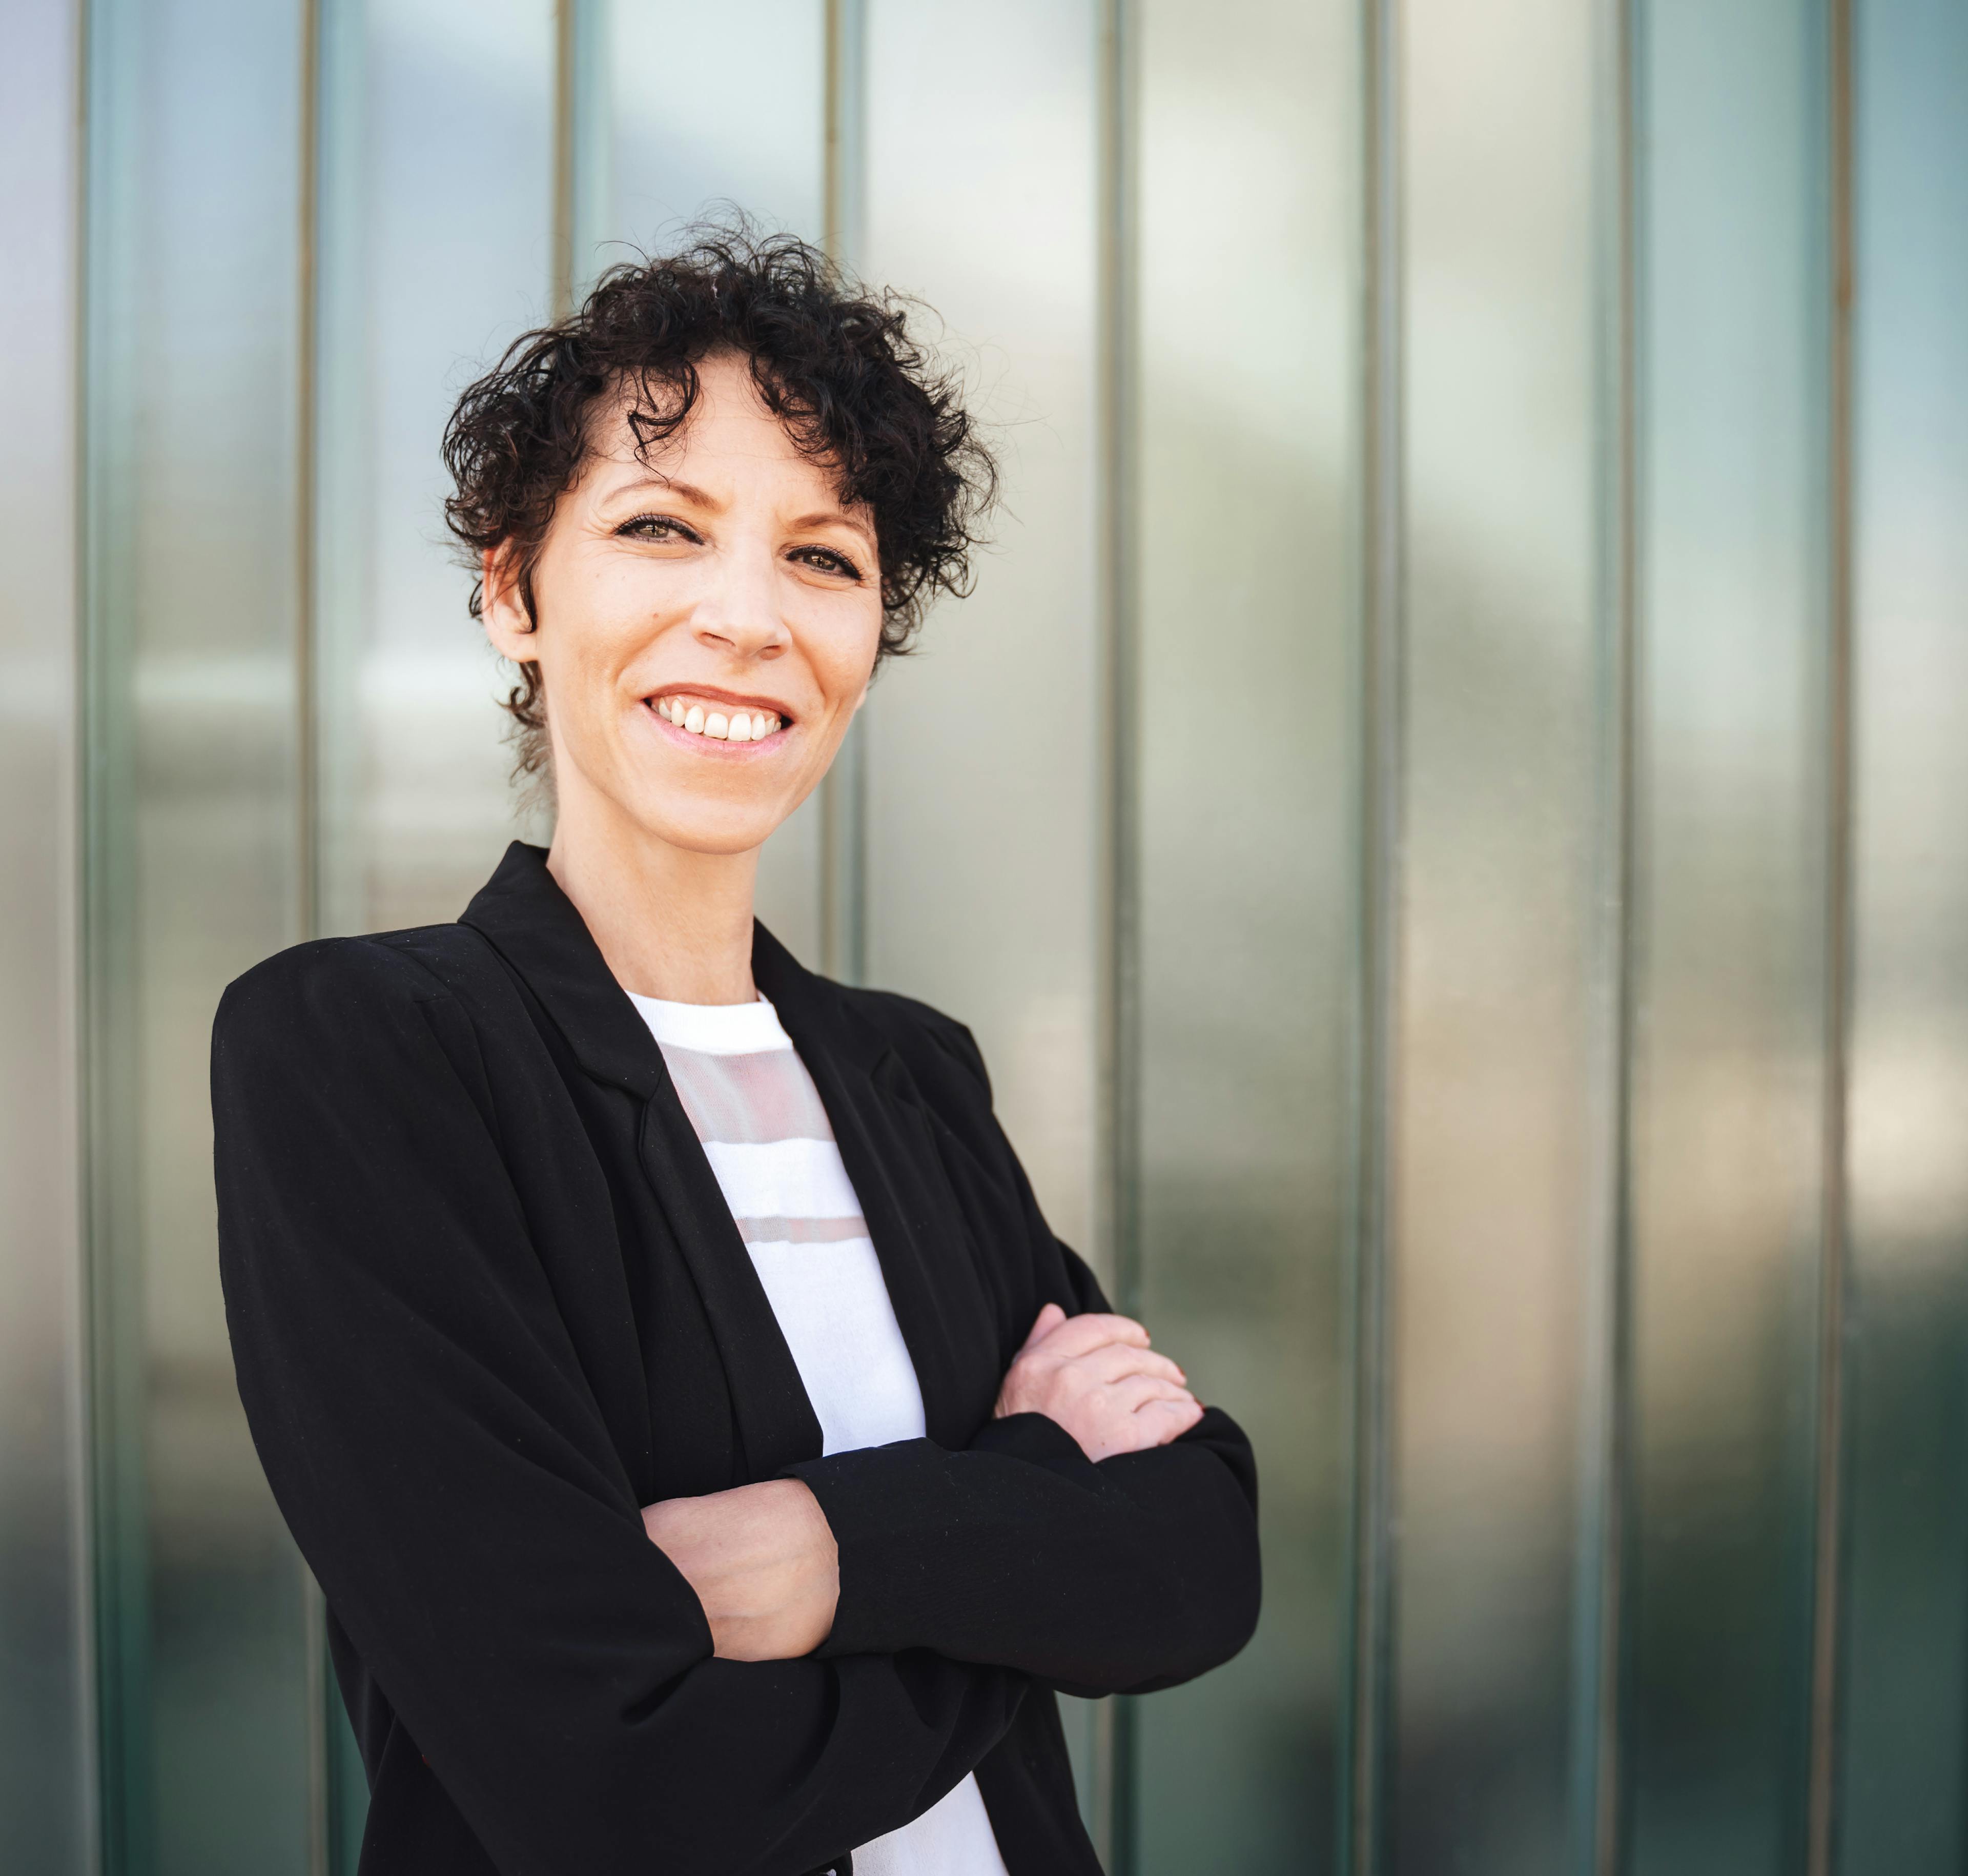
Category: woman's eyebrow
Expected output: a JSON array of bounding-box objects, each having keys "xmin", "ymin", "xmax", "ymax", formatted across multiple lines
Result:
[
  {"xmin": 603, "ymin": 473, "xmax": 723, "ymax": 511},
  {"xmin": 791, "ymin": 508, "xmax": 875, "ymax": 546}
]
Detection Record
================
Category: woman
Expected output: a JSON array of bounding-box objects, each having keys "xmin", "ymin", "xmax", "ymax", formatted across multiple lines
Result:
[{"xmin": 215, "ymin": 231, "xmax": 1259, "ymax": 1876}]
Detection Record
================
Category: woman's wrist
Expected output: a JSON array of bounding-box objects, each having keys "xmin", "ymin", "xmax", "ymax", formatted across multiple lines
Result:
[{"xmin": 641, "ymin": 1479, "xmax": 840, "ymax": 1662}]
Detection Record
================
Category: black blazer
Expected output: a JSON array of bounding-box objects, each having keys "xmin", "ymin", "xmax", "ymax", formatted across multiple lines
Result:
[{"xmin": 214, "ymin": 842, "xmax": 1260, "ymax": 1876}]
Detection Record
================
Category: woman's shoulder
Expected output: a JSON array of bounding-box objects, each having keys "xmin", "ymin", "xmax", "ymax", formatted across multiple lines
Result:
[
  {"xmin": 214, "ymin": 923, "xmax": 504, "ymax": 1053},
  {"xmin": 834, "ymin": 984, "xmax": 994, "ymax": 1102}
]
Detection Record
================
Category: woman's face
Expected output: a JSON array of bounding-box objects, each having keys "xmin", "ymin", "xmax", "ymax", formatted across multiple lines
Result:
[{"xmin": 483, "ymin": 351, "xmax": 884, "ymax": 857}]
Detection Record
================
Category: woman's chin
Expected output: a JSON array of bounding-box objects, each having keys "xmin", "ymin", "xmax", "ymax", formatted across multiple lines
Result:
[{"xmin": 623, "ymin": 799, "xmax": 796, "ymax": 861}]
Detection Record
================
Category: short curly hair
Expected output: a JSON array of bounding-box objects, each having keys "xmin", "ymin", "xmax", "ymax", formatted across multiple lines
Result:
[{"xmin": 442, "ymin": 225, "xmax": 996, "ymax": 780}]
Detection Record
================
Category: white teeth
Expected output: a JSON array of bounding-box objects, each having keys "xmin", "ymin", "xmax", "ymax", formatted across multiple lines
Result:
[{"xmin": 661, "ymin": 698, "xmax": 783, "ymax": 741}]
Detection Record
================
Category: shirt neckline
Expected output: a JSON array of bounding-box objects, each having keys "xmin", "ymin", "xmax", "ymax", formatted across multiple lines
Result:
[{"xmin": 626, "ymin": 990, "xmax": 793, "ymax": 1056}]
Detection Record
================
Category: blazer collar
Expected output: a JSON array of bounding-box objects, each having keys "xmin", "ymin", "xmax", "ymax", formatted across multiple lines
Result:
[
  {"xmin": 460, "ymin": 843, "xmax": 666, "ymax": 1096},
  {"xmin": 459, "ymin": 841, "xmax": 894, "ymax": 1091}
]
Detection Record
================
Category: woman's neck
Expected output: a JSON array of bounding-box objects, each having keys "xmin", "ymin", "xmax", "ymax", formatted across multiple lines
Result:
[{"xmin": 545, "ymin": 789, "xmax": 761, "ymax": 1007}]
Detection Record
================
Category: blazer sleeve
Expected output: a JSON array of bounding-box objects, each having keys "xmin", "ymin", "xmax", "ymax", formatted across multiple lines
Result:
[
  {"xmin": 213, "ymin": 944, "xmax": 1020, "ymax": 1876},
  {"xmin": 788, "ymin": 1021, "xmax": 1262, "ymax": 1701}
]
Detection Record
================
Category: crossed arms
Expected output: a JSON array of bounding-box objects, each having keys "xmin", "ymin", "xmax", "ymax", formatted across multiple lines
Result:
[{"xmin": 645, "ymin": 1301, "xmax": 1207, "ymax": 1661}]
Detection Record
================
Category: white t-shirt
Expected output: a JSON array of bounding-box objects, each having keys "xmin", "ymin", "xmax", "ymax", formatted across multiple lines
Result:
[{"xmin": 629, "ymin": 991, "xmax": 1011, "ymax": 1876}]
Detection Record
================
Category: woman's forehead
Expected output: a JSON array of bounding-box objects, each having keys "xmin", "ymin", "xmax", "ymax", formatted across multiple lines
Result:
[{"xmin": 584, "ymin": 364, "xmax": 859, "ymax": 509}]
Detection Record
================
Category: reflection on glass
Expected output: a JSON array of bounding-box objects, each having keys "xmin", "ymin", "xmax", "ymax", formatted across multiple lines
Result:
[
  {"xmin": 0, "ymin": 4, "xmax": 89, "ymax": 1871},
  {"xmin": 1626, "ymin": 7, "xmax": 1830, "ymax": 1872},
  {"xmin": 1392, "ymin": 1, "xmax": 1603, "ymax": 1869},
  {"xmin": 859, "ymin": 0, "xmax": 1102, "ymax": 1258},
  {"xmin": 86, "ymin": 0, "xmax": 314, "ymax": 1869},
  {"xmin": 1131, "ymin": 1, "xmax": 1359, "ymax": 1868},
  {"xmin": 599, "ymin": 0, "xmax": 824, "ymax": 253},
  {"xmin": 1840, "ymin": 3, "xmax": 1968, "ymax": 1867},
  {"xmin": 314, "ymin": 0, "xmax": 555, "ymax": 942}
]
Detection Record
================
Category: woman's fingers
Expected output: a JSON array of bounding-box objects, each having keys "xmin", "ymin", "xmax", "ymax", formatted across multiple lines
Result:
[
  {"xmin": 1015, "ymin": 1301, "xmax": 1068, "ymax": 1355},
  {"xmin": 1077, "ymin": 1342, "xmax": 1187, "ymax": 1388},
  {"xmin": 1103, "ymin": 1373, "xmax": 1197, "ymax": 1415},
  {"xmin": 1030, "ymin": 1310, "xmax": 1151, "ymax": 1360},
  {"xmin": 1131, "ymin": 1394, "xmax": 1205, "ymax": 1443}
]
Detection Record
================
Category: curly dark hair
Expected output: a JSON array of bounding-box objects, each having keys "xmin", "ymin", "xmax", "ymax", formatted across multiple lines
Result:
[{"xmin": 442, "ymin": 224, "xmax": 996, "ymax": 779}]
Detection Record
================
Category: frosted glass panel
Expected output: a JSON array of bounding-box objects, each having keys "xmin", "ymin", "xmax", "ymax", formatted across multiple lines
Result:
[
  {"xmin": 85, "ymin": 1, "xmax": 314, "ymax": 1868},
  {"xmin": 1626, "ymin": 6, "xmax": 1830, "ymax": 1871},
  {"xmin": 1392, "ymin": 1, "xmax": 1604, "ymax": 1868},
  {"xmin": 1839, "ymin": 3, "xmax": 1968, "ymax": 1868},
  {"xmin": 600, "ymin": 0, "xmax": 824, "ymax": 250},
  {"xmin": 0, "ymin": 2, "xmax": 90, "ymax": 1870},
  {"xmin": 315, "ymin": 0, "xmax": 556, "ymax": 941},
  {"xmin": 859, "ymin": 0, "xmax": 1101, "ymax": 1258},
  {"xmin": 1131, "ymin": 1, "xmax": 1360, "ymax": 1868}
]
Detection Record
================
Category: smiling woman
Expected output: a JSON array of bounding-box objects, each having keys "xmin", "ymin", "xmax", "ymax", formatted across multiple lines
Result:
[{"xmin": 209, "ymin": 228, "xmax": 1260, "ymax": 1876}]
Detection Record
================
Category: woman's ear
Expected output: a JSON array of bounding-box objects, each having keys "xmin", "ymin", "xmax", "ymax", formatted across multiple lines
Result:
[{"xmin": 481, "ymin": 545, "xmax": 537, "ymax": 662}]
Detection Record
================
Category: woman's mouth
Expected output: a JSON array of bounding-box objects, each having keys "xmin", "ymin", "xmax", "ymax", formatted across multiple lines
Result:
[{"xmin": 648, "ymin": 694, "xmax": 786, "ymax": 744}]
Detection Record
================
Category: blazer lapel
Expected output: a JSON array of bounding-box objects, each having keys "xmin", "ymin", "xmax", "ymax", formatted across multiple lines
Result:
[
  {"xmin": 755, "ymin": 930, "xmax": 1003, "ymax": 1450},
  {"xmin": 636, "ymin": 1074, "xmax": 825, "ymax": 1477},
  {"xmin": 461, "ymin": 844, "xmax": 824, "ymax": 1479}
]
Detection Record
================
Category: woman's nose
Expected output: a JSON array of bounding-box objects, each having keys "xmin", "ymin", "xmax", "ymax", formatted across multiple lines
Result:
[{"xmin": 691, "ymin": 549, "xmax": 788, "ymax": 660}]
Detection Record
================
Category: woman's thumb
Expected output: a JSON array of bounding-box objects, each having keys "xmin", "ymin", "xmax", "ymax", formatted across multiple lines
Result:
[{"xmin": 1019, "ymin": 1301, "xmax": 1068, "ymax": 1353}]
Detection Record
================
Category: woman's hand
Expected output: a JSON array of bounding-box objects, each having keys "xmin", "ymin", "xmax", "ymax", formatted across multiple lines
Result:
[
  {"xmin": 641, "ymin": 1479, "xmax": 839, "ymax": 1661},
  {"xmin": 995, "ymin": 1304, "xmax": 1203, "ymax": 1462}
]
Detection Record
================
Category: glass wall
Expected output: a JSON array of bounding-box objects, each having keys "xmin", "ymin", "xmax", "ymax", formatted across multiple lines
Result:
[
  {"xmin": 1840, "ymin": 3, "xmax": 1968, "ymax": 1869},
  {"xmin": 314, "ymin": 0, "xmax": 558, "ymax": 943},
  {"xmin": 1627, "ymin": 6, "xmax": 1831, "ymax": 1870},
  {"xmin": 0, "ymin": 3, "xmax": 92, "ymax": 1871},
  {"xmin": 1390, "ymin": 1, "xmax": 1608, "ymax": 1865},
  {"xmin": 6, "ymin": 0, "xmax": 1963, "ymax": 1871},
  {"xmin": 1130, "ymin": 1, "xmax": 1358, "ymax": 1867},
  {"xmin": 84, "ymin": 3, "xmax": 316, "ymax": 1871}
]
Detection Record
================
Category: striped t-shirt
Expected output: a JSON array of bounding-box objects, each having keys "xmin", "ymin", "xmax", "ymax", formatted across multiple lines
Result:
[{"xmin": 629, "ymin": 991, "xmax": 1010, "ymax": 1876}]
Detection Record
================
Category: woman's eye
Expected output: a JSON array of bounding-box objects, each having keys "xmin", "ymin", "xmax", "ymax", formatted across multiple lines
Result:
[
  {"xmin": 791, "ymin": 545, "xmax": 863, "ymax": 580},
  {"xmin": 617, "ymin": 514, "xmax": 698, "ymax": 543}
]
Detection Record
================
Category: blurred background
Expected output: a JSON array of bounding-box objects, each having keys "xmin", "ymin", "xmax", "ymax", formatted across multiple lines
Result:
[{"xmin": 3, "ymin": 1, "xmax": 1964, "ymax": 1872}]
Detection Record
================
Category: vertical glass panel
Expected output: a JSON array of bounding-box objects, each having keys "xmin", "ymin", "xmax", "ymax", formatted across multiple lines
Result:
[
  {"xmin": 1393, "ymin": 1, "xmax": 1603, "ymax": 1869},
  {"xmin": 85, "ymin": 1, "xmax": 314, "ymax": 1870},
  {"xmin": 1839, "ymin": 3, "xmax": 1968, "ymax": 1868},
  {"xmin": 314, "ymin": 0, "xmax": 555, "ymax": 942},
  {"xmin": 1130, "ymin": 1, "xmax": 1359, "ymax": 1869},
  {"xmin": 599, "ymin": 0, "xmax": 824, "ymax": 249},
  {"xmin": 583, "ymin": 0, "xmax": 829, "ymax": 960},
  {"xmin": 0, "ymin": 2, "xmax": 91, "ymax": 1870},
  {"xmin": 1626, "ymin": 8, "xmax": 1830, "ymax": 1872},
  {"xmin": 859, "ymin": 0, "xmax": 1101, "ymax": 1257},
  {"xmin": 857, "ymin": 1, "xmax": 1102, "ymax": 1823}
]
